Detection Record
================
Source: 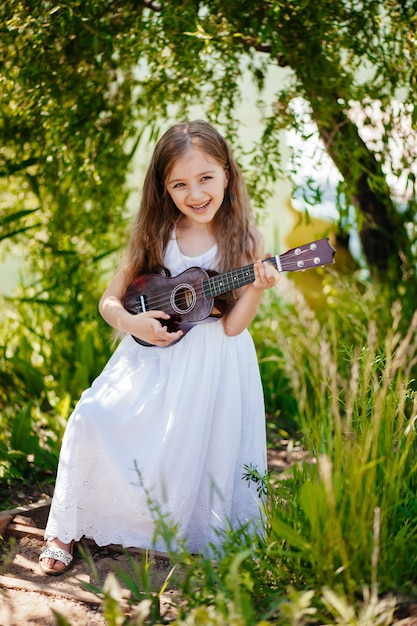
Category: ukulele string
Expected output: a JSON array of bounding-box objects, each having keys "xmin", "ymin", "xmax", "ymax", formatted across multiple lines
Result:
[
  {"xmin": 136, "ymin": 263, "xmax": 254, "ymax": 309},
  {"xmin": 131, "ymin": 250, "xmax": 327, "ymax": 311},
  {"xmin": 136, "ymin": 284, "xmax": 208, "ymax": 311},
  {"xmin": 279, "ymin": 258, "xmax": 315, "ymax": 269}
]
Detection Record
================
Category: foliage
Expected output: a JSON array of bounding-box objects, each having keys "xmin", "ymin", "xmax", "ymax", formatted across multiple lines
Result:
[
  {"xmin": 1, "ymin": 3, "xmax": 417, "ymax": 622},
  {"xmin": 203, "ymin": 0, "xmax": 417, "ymax": 284},
  {"xmin": 1, "ymin": 0, "xmax": 417, "ymax": 478},
  {"xmin": 2, "ymin": 271, "xmax": 416, "ymax": 623},
  {"xmin": 1, "ymin": 0, "xmax": 417, "ymax": 285},
  {"xmin": 75, "ymin": 543, "xmax": 174, "ymax": 625},
  {"xmin": 1, "ymin": 0, "xmax": 416, "ymax": 481},
  {"xmin": 0, "ymin": 282, "xmax": 115, "ymax": 484},
  {"xmin": 1, "ymin": 0, "xmax": 138, "ymax": 481},
  {"xmin": 254, "ymin": 276, "xmax": 417, "ymax": 596},
  {"xmin": 144, "ymin": 0, "xmax": 412, "ymax": 286}
]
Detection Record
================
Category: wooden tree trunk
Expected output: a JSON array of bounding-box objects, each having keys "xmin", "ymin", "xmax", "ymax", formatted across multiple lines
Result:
[{"xmin": 311, "ymin": 98, "xmax": 412, "ymax": 283}]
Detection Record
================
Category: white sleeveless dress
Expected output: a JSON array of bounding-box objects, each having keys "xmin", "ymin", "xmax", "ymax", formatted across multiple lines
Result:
[{"xmin": 45, "ymin": 233, "xmax": 267, "ymax": 553}]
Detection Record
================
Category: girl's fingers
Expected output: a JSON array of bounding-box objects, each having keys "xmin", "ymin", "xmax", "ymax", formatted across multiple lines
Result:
[{"xmin": 253, "ymin": 259, "xmax": 280, "ymax": 287}]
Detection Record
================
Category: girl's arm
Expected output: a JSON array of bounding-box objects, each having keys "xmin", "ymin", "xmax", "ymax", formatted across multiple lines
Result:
[
  {"xmin": 98, "ymin": 266, "xmax": 183, "ymax": 346},
  {"xmin": 222, "ymin": 232, "xmax": 281, "ymax": 337}
]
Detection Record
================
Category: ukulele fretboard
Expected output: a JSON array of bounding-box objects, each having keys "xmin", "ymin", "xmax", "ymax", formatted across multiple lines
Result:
[{"xmin": 203, "ymin": 258, "xmax": 278, "ymax": 299}]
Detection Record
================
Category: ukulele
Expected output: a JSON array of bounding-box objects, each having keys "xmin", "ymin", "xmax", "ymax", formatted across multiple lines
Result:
[{"xmin": 124, "ymin": 238, "xmax": 335, "ymax": 347}]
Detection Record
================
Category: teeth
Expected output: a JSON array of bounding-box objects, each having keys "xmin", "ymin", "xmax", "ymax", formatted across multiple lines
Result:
[{"xmin": 192, "ymin": 201, "xmax": 209, "ymax": 209}]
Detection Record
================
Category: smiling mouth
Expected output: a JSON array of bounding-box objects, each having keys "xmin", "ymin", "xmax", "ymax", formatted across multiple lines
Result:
[{"xmin": 190, "ymin": 200, "xmax": 210, "ymax": 211}]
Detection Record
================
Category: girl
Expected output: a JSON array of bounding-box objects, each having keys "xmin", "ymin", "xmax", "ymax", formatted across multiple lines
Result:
[{"xmin": 39, "ymin": 119, "xmax": 280, "ymax": 574}]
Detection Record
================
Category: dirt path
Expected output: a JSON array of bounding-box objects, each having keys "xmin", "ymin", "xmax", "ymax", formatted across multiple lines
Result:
[
  {"xmin": 1, "ymin": 506, "xmax": 178, "ymax": 626},
  {"xmin": 0, "ymin": 446, "xmax": 303, "ymax": 626}
]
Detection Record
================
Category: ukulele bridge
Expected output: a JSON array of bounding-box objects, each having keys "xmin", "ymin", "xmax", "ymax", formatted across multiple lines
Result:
[{"xmin": 135, "ymin": 294, "xmax": 147, "ymax": 313}]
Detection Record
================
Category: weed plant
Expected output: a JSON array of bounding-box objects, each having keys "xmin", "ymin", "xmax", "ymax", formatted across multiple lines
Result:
[
  {"xmin": 0, "ymin": 282, "xmax": 113, "ymax": 487},
  {"xmin": 251, "ymin": 274, "xmax": 417, "ymax": 604}
]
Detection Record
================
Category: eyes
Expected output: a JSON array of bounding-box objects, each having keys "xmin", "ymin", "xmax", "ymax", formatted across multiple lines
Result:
[{"xmin": 171, "ymin": 175, "xmax": 213, "ymax": 190}]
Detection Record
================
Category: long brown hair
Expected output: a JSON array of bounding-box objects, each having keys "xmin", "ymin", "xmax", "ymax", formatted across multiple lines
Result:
[{"xmin": 123, "ymin": 120, "xmax": 258, "ymax": 282}]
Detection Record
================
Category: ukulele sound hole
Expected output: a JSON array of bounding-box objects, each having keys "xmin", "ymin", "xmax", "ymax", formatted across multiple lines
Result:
[{"xmin": 171, "ymin": 283, "xmax": 196, "ymax": 314}]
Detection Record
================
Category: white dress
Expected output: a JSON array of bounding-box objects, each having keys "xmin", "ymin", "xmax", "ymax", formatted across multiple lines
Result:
[{"xmin": 45, "ymin": 233, "xmax": 267, "ymax": 554}]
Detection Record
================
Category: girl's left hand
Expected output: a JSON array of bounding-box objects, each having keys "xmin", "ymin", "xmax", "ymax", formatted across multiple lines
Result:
[{"xmin": 253, "ymin": 254, "xmax": 281, "ymax": 290}]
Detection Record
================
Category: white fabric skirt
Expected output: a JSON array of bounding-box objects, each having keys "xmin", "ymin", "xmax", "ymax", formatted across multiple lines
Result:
[{"xmin": 45, "ymin": 321, "xmax": 267, "ymax": 553}]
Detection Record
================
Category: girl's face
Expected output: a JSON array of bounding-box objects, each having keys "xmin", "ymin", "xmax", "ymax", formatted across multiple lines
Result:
[{"xmin": 165, "ymin": 147, "xmax": 229, "ymax": 228}]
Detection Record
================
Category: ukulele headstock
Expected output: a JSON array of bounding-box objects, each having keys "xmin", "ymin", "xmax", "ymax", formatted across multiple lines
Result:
[{"xmin": 278, "ymin": 238, "xmax": 335, "ymax": 272}]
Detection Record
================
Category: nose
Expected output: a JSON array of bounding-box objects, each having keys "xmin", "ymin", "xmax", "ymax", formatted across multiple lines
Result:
[{"xmin": 187, "ymin": 183, "xmax": 204, "ymax": 202}]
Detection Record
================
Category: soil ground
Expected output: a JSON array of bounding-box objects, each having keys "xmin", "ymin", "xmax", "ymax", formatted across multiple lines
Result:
[{"xmin": 1, "ymin": 533, "xmax": 177, "ymax": 626}]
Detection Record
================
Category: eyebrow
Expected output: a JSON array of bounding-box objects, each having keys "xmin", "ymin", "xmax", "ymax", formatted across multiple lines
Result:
[{"xmin": 167, "ymin": 170, "xmax": 216, "ymax": 185}]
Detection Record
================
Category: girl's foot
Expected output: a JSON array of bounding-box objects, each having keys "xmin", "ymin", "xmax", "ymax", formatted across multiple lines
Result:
[{"xmin": 39, "ymin": 538, "xmax": 74, "ymax": 575}]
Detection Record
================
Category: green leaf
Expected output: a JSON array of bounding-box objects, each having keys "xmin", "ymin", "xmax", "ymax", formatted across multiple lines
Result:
[{"xmin": 270, "ymin": 518, "xmax": 313, "ymax": 553}]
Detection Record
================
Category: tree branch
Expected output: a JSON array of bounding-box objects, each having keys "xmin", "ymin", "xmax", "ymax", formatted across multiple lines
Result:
[
  {"xmin": 0, "ymin": 157, "xmax": 40, "ymax": 177},
  {"xmin": 230, "ymin": 34, "xmax": 288, "ymax": 67}
]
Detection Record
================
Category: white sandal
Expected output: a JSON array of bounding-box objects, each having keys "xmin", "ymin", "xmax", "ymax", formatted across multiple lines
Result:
[{"xmin": 39, "ymin": 541, "xmax": 74, "ymax": 576}]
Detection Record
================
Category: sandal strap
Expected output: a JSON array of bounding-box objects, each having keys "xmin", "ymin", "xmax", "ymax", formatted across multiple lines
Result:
[{"xmin": 39, "ymin": 545, "xmax": 73, "ymax": 567}]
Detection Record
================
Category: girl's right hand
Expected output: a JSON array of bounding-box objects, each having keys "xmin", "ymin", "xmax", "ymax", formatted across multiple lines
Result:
[{"xmin": 129, "ymin": 310, "xmax": 184, "ymax": 346}]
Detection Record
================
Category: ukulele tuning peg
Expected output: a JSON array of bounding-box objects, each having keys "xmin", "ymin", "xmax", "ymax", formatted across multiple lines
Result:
[{"xmin": 310, "ymin": 243, "xmax": 318, "ymax": 251}]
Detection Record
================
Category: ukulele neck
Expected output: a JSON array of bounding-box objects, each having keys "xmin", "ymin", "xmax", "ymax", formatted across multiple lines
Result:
[{"xmin": 203, "ymin": 257, "xmax": 278, "ymax": 299}]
